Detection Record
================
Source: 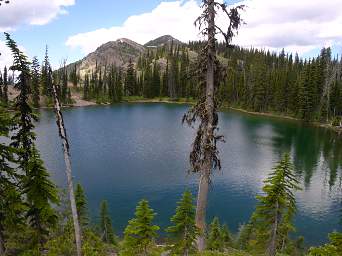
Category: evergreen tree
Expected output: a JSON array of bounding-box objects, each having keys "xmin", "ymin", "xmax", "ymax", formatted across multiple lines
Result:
[
  {"xmin": 3, "ymin": 66, "xmax": 8, "ymax": 104},
  {"xmin": 207, "ymin": 217, "xmax": 224, "ymax": 251},
  {"xmin": 166, "ymin": 191, "xmax": 198, "ymax": 256},
  {"xmin": 5, "ymin": 32, "xmax": 58, "ymax": 252},
  {"xmin": 308, "ymin": 232, "xmax": 342, "ymax": 256},
  {"xmin": 122, "ymin": 199, "xmax": 159, "ymax": 255},
  {"xmin": 221, "ymin": 223, "xmax": 232, "ymax": 248},
  {"xmin": 236, "ymin": 221, "xmax": 254, "ymax": 250},
  {"xmin": 252, "ymin": 153, "xmax": 301, "ymax": 256},
  {"xmin": 41, "ymin": 46, "xmax": 52, "ymax": 96},
  {"xmin": 0, "ymin": 105, "xmax": 23, "ymax": 254},
  {"xmin": 24, "ymin": 147, "xmax": 59, "ymax": 248},
  {"xmin": 75, "ymin": 183, "xmax": 89, "ymax": 228},
  {"xmin": 0, "ymin": 70, "xmax": 3, "ymax": 99},
  {"xmin": 124, "ymin": 59, "xmax": 136, "ymax": 96},
  {"xmin": 151, "ymin": 60, "xmax": 161, "ymax": 98},
  {"xmin": 31, "ymin": 56, "xmax": 40, "ymax": 108},
  {"xmin": 99, "ymin": 200, "xmax": 116, "ymax": 244}
]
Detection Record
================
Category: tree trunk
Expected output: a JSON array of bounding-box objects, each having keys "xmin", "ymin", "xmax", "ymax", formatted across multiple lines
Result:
[
  {"xmin": 195, "ymin": 0, "xmax": 216, "ymax": 251},
  {"xmin": 268, "ymin": 200, "xmax": 279, "ymax": 256},
  {"xmin": 52, "ymin": 84, "xmax": 82, "ymax": 256}
]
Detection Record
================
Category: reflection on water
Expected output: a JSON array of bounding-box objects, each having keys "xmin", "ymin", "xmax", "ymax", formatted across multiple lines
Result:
[{"xmin": 35, "ymin": 104, "xmax": 341, "ymax": 245}]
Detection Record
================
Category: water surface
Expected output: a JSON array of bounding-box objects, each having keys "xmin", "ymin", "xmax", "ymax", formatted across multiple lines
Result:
[{"xmin": 35, "ymin": 103, "xmax": 342, "ymax": 245}]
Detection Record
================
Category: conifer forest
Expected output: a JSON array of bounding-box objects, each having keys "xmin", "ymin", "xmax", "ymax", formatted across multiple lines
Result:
[{"xmin": 0, "ymin": 0, "xmax": 341, "ymax": 256}]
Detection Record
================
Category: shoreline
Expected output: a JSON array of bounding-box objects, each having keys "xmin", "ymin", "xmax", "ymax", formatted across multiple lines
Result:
[
  {"xmin": 10, "ymin": 90, "xmax": 340, "ymax": 134},
  {"xmin": 123, "ymin": 98, "xmax": 342, "ymax": 134},
  {"xmin": 226, "ymin": 106, "xmax": 342, "ymax": 134}
]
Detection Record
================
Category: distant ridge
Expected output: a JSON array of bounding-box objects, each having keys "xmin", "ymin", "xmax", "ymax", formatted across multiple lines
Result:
[
  {"xmin": 66, "ymin": 35, "xmax": 182, "ymax": 76},
  {"xmin": 144, "ymin": 35, "xmax": 183, "ymax": 48}
]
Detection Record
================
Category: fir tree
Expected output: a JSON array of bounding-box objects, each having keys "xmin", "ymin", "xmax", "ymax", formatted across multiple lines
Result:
[
  {"xmin": 75, "ymin": 183, "xmax": 89, "ymax": 228},
  {"xmin": 124, "ymin": 59, "xmax": 136, "ymax": 96},
  {"xmin": 122, "ymin": 199, "xmax": 159, "ymax": 255},
  {"xmin": 31, "ymin": 56, "xmax": 40, "ymax": 108},
  {"xmin": 5, "ymin": 32, "xmax": 58, "ymax": 252},
  {"xmin": 253, "ymin": 153, "xmax": 301, "ymax": 256},
  {"xmin": 308, "ymin": 232, "xmax": 342, "ymax": 256},
  {"xmin": 99, "ymin": 200, "xmax": 116, "ymax": 245},
  {"xmin": 207, "ymin": 217, "xmax": 224, "ymax": 251},
  {"xmin": 3, "ymin": 66, "xmax": 8, "ymax": 104},
  {"xmin": 24, "ymin": 147, "xmax": 59, "ymax": 247},
  {"xmin": 152, "ymin": 60, "xmax": 161, "ymax": 98},
  {"xmin": 221, "ymin": 223, "xmax": 232, "ymax": 248},
  {"xmin": 0, "ymin": 105, "xmax": 22, "ymax": 254},
  {"xmin": 41, "ymin": 46, "xmax": 52, "ymax": 96},
  {"xmin": 166, "ymin": 191, "xmax": 198, "ymax": 256},
  {"xmin": 0, "ymin": 70, "xmax": 3, "ymax": 100}
]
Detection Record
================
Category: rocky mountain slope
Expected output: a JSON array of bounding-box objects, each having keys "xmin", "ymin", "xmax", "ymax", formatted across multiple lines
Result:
[
  {"xmin": 144, "ymin": 35, "xmax": 182, "ymax": 48},
  {"xmin": 67, "ymin": 35, "xmax": 181, "ymax": 77}
]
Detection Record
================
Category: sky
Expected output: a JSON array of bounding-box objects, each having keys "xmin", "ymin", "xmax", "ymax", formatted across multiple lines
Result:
[{"xmin": 0, "ymin": 0, "xmax": 342, "ymax": 69}]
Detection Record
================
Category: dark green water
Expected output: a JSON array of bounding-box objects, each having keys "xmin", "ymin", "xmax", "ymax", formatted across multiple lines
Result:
[{"xmin": 35, "ymin": 103, "xmax": 342, "ymax": 246}]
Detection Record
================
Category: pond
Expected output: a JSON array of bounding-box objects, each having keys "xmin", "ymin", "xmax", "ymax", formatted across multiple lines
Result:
[{"xmin": 35, "ymin": 103, "xmax": 342, "ymax": 246}]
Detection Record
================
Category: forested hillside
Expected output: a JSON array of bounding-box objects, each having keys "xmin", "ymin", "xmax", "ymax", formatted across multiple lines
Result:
[{"xmin": 67, "ymin": 39, "xmax": 342, "ymax": 126}]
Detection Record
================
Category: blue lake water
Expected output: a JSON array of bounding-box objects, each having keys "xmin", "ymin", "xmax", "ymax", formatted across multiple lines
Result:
[{"xmin": 35, "ymin": 103, "xmax": 342, "ymax": 246}]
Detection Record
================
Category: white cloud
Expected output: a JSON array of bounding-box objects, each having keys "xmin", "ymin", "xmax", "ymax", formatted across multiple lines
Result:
[
  {"xmin": 0, "ymin": 40, "xmax": 13, "ymax": 68},
  {"xmin": 66, "ymin": 0, "xmax": 342, "ymax": 56},
  {"xmin": 0, "ymin": 38, "xmax": 28, "ymax": 70},
  {"xmin": 0, "ymin": 0, "xmax": 75, "ymax": 31},
  {"xmin": 66, "ymin": 0, "xmax": 201, "ymax": 54}
]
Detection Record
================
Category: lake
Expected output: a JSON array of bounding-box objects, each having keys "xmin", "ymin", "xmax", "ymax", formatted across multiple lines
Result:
[{"xmin": 35, "ymin": 103, "xmax": 342, "ymax": 246}]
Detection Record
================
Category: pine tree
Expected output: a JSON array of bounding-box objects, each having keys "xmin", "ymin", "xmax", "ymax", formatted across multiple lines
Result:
[
  {"xmin": 75, "ymin": 183, "xmax": 89, "ymax": 228},
  {"xmin": 31, "ymin": 57, "xmax": 40, "ymax": 108},
  {"xmin": 99, "ymin": 200, "xmax": 116, "ymax": 244},
  {"xmin": 41, "ymin": 46, "xmax": 52, "ymax": 96},
  {"xmin": 253, "ymin": 153, "xmax": 301, "ymax": 256},
  {"xmin": 207, "ymin": 217, "xmax": 224, "ymax": 251},
  {"xmin": 0, "ymin": 105, "xmax": 23, "ymax": 254},
  {"xmin": 152, "ymin": 60, "xmax": 161, "ymax": 98},
  {"xmin": 122, "ymin": 199, "xmax": 159, "ymax": 255},
  {"xmin": 308, "ymin": 232, "xmax": 342, "ymax": 256},
  {"xmin": 143, "ymin": 64, "xmax": 152, "ymax": 98},
  {"xmin": 5, "ymin": 32, "xmax": 58, "ymax": 252},
  {"xmin": 125, "ymin": 59, "xmax": 136, "ymax": 96},
  {"xmin": 0, "ymin": 70, "xmax": 3, "ymax": 100},
  {"xmin": 3, "ymin": 66, "xmax": 8, "ymax": 104},
  {"xmin": 166, "ymin": 191, "xmax": 198, "ymax": 256},
  {"xmin": 24, "ymin": 147, "xmax": 59, "ymax": 247},
  {"xmin": 221, "ymin": 223, "xmax": 232, "ymax": 248},
  {"xmin": 236, "ymin": 221, "xmax": 254, "ymax": 250}
]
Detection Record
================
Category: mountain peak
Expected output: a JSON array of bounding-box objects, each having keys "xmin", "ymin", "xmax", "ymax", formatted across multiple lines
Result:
[{"xmin": 144, "ymin": 35, "xmax": 182, "ymax": 48}]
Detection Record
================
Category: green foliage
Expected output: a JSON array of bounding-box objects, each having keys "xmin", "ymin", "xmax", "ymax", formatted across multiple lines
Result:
[
  {"xmin": 121, "ymin": 199, "xmax": 159, "ymax": 255},
  {"xmin": 252, "ymin": 153, "xmax": 301, "ymax": 256},
  {"xmin": 207, "ymin": 217, "xmax": 224, "ymax": 251},
  {"xmin": 221, "ymin": 224, "xmax": 232, "ymax": 248},
  {"xmin": 31, "ymin": 56, "xmax": 40, "ymax": 108},
  {"xmin": 99, "ymin": 200, "xmax": 116, "ymax": 245},
  {"xmin": 166, "ymin": 191, "xmax": 198, "ymax": 255},
  {"xmin": 75, "ymin": 183, "xmax": 89, "ymax": 228},
  {"xmin": 124, "ymin": 59, "xmax": 136, "ymax": 96},
  {"xmin": 307, "ymin": 232, "xmax": 342, "ymax": 256},
  {"xmin": 24, "ymin": 147, "xmax": 59, "ymax": 246},
  {"xmin": 236, "ymin": 222, "xmax": 254, "ymax": 250},
  {"xmin": 4, "ymin": 32, "xmax": 59, "ymax": 253}
]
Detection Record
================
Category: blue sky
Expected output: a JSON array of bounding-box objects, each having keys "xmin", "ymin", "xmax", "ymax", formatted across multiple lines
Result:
[
  {"xmin": 2, "ymin": 0, "xmax": 189, "ymax": 67},
  {"xmin": 0, "ymin": 0, "xmax": 341, "ymax": 68}
]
